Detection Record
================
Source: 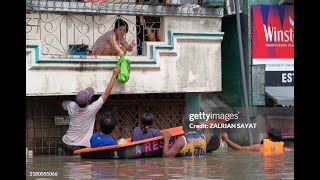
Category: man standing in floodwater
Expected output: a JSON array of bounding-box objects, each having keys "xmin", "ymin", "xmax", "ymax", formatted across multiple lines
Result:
[
  {"xmin": 162, "ymin": 120, "xmax": 212, "ymax": 158},
  {"xmin": 222, "ymin": 128, "xmax": 294, "ymax": 153},
  {"xmin": 61, "ymin": 66, "xmax": 120, "ymax": 155}
]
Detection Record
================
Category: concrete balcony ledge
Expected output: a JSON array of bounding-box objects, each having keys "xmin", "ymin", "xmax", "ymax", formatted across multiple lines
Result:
[
  {"xmin": 26, "ymin": 41, "xmax": 169, "ymax": 70},
  {"xmin": 26, "ymin": 31, "xmax": 223, "ymax": 71}
]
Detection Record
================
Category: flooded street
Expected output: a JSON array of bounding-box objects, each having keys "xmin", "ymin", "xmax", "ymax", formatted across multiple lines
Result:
[{"xmin": 26, "ymin": 149, "xmax": 294, "ymax": 179}]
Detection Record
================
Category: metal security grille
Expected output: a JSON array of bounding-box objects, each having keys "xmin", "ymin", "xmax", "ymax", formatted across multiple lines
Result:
[
  {"xmin": 26, "ymin": 0, "xmax": 224, "ymax": 58},
  {"xmin": 26, "ymin": 93, "xmax": 184, "ymax": 155},
  {"xmin": 99, "ymin": 93, "xmax": 185, "ymax": 139}
]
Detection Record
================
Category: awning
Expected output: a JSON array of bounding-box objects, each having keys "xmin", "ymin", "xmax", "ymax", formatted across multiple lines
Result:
[{"xmin": 265, "ymin": 86, "xmax": 294, "ymax": 106}]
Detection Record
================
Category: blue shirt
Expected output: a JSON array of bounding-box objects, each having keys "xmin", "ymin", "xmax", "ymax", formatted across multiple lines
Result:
[
  {"xmin": 131, "ymin": 127, "xmax": 162, "ymax": 142},
  {"xmin": 90, "ymin": 132, "xmax": 118, "ymax": 148}
]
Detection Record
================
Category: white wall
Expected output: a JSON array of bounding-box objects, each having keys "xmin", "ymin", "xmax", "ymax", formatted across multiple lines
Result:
[{"xmin": 26, "ymin": 15, "xmax": 223, "ymax": 96}]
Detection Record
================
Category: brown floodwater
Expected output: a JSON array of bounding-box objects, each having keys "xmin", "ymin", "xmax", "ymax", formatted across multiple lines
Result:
[{"xmin": 26, "ymin": 148, "xmax": 294, "ymax": 179}]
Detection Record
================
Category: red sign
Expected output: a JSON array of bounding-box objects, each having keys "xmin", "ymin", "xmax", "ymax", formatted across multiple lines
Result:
[{"xmin": 252, "ymin": 5, "xmax": 294, "ymax": 59}]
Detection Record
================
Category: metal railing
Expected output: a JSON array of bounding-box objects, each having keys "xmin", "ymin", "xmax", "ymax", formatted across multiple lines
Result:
[
  {"xmin": 26, "ymin": 13, "xmax": 166, "ymax": 56},
  {"xmin": 27, "ymin": 13, "xmax": 141, "ymax": 56},
  {"xmin": 26, "ymin": 0, "xmax": 224, "ymax": 17},
  {"xmin": 26, "ymin": 0, "xmax": 225, "ymax": 57}
]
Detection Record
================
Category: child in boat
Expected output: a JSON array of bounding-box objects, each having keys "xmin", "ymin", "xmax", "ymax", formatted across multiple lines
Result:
[
  {"xmin": 131, "ymin": 113, "xmax": 162, "ymax": 141},
  {"xmin": 90, "ymin": 111, "xmax": 127, "ymax": 148}
]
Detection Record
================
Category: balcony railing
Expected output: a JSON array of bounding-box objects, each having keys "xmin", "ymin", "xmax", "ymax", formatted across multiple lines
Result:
[
  {"xmin": 26, "ymin": 0, "xmax": 224, "ymax": 17},
  {"xmin": 27, "ymin": 13, "xmax": 140, "ymax": 56},
  {"xmin": 26, "ymin": 0, "xmax": 224, "ymax": 58}
]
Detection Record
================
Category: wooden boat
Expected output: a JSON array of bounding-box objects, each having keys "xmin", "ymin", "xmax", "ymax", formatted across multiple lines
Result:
[{"xmin": 74, "ymin": 120, "xmax": 223, "ymax": 159}]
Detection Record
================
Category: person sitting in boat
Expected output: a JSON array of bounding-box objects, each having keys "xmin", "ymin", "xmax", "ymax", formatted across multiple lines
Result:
[
  {"xmin": 162, "ymin": 119, "xmax": 212, "ymax": 158},
  {"xmin": 131, "ymin": 113, "xmax": 162, "ymax": 141},
  {"xmin": 90, "ymin": 111, "xmax": 127, "ymax": 148},
  {"xmin": 221, "ymin": 128, "xmax": 294, "ymax": 153}
]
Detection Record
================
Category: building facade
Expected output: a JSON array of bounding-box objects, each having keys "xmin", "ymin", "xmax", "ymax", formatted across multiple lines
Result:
[{"xmin": 26, "ymin": 0, "xmax": 225, "ymax": 155}]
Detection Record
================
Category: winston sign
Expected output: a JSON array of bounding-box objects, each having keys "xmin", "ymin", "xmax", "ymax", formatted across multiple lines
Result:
[{"xmin": 252, "ymin": 5, "xmax": 294, "ymax": 86}]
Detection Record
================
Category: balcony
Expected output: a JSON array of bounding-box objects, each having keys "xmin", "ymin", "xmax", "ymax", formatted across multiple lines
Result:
[
  {"xmin": 26, "ymin": 0, "xmax": 224, "ymax": 16},
  {"xmin": 26, "ymin": 0, "xmax": 225, "ymax": 96}
]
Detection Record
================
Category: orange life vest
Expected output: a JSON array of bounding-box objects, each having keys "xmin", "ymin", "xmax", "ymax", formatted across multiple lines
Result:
[{"xmin": 262, "ymin": 139, "xmax": 284, "ymax": 153}]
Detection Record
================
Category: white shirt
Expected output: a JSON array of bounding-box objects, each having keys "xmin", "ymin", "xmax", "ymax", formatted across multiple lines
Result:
[{"xmin": 62, "ymin": 97, "xmax": 104, "ymax": 147}]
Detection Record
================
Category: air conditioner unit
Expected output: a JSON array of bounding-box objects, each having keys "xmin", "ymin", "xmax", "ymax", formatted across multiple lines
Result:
[{"xmin": 224, "ymin": 0, "xmax": 243, "ymax": 16}]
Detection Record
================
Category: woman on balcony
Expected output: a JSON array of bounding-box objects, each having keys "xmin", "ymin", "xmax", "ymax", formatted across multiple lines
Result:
[{"xmin": 89, "ymin": 19, "xmax": 136, "ymax": 56}]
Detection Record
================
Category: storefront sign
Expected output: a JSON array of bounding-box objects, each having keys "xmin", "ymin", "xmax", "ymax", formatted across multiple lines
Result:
[{"xmin": 252, "ymin": 5, "xmax": 294, "ymax": 86}]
